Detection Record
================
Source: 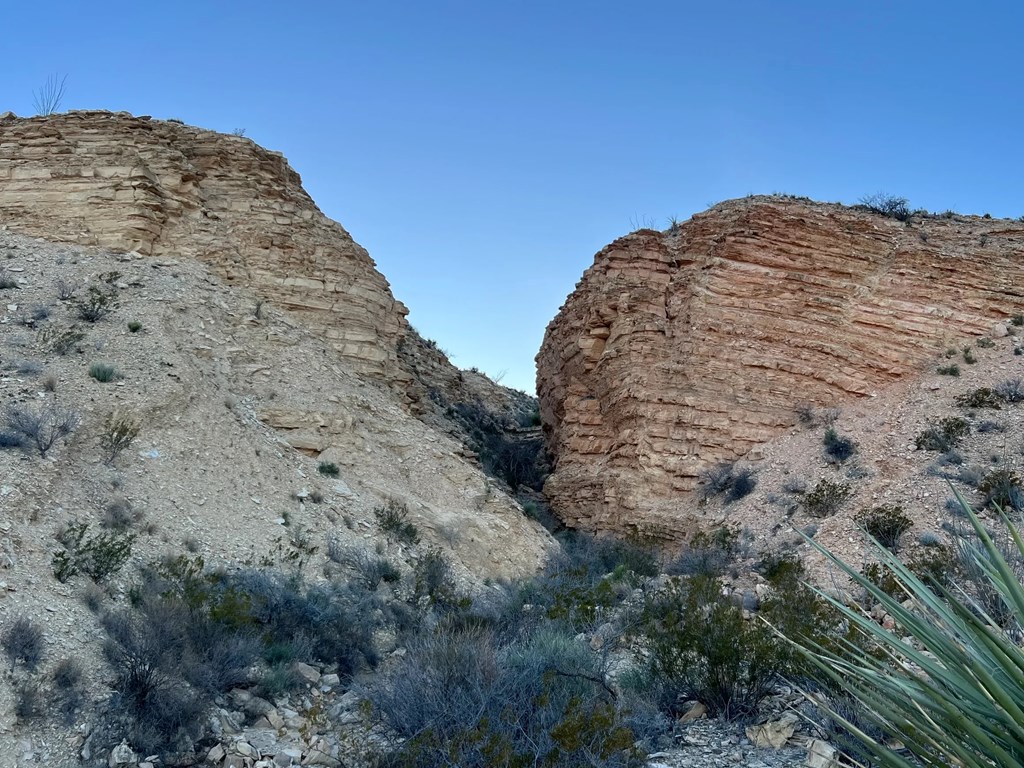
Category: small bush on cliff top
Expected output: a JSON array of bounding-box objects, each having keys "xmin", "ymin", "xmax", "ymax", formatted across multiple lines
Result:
[{"xmin": 858, "ymin": 193, "xmax": 911, "ymax": 222}]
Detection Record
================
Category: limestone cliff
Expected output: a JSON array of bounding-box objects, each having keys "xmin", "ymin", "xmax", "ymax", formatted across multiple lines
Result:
[
  {"xmin": 537, "ymin": 196, "xmax": 1024, "ymax": 537},
  {"xmin": 0, "ymin": 110, "xmax": 413, "ymax": 381}
]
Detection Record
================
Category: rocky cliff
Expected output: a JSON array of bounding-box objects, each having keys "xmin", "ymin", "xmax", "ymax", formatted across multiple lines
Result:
[
  {"xmin": 537, "ymin": 196, "xmax": 1024, "ymax": 537},
  {"xmin": 0, "ymin": 110, "xmax": 412, "ymax": 381}
]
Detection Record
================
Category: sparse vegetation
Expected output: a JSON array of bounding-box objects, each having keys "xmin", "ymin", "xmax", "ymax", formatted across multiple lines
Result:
[
  {"xmin": 89, "ymin": 362, "xmax": 118, "ymax": 382},
  {"xmin": 39, "ymin": 325, "xmax": 85, "ymax": 355},
  {"xmin": 977, "ymin": 469, "xmax": 1024, "ymax": 512},
  {"xmin": 99, "ymin": 410, "xmax": 141, "ymax": 464},
  {"xmin": 76, "ymin": 286, "xmax": 115, "ymax": 322},
  {"xmin": 995, "ymin": 377, "xmax": 1024, "ymax": 403},
  {"xmin": 976, "ymin": 336, "xmax": 996, "ymax": 348},
  {"xmin": 937, "ymin": 363, "xmax": 960, "ymax": 376},
  {"xmin": 823, "ymin": 427, "xmax": 857, "ymax": 463},
  {"xmin": 317, "ymin": 461, "xmax": 339, "ymax": 477},
  {"xmin": 4, "ymin": 402, "xmax": 80, "ymax": 457},
  {"xmin": 698, "ymin": 462, "xmax": 757, "ymax": 502},
  {"xmin": 803, "ymin": 478, "xmax": 853, "ymax": 518},
  {"xmin": 374, "ymin": 500, "xmax": 420, "ymax": 545},
  {"xmin": 915, "ymin": 416, "xmax": 970, "ymax": 452},
  {"xmin": 858, "ymin": 193, "xmax": 911, "ymax": 221},
  {"xmin": 127, "ymin": 320, "xmax": 142, "ymax": 333},
  {"xmin": 854, "ymin": 505, "xmax": 913, "ymax": 553},
  {"xmin": 955, "ymin": 387, "xmax": 1003, "ymax": 409},
  {"xmin": 2, "ymin": 617, "xmax": 44, "ymax": 672},
  {"xmin": 52, "ymin": 522, "xmax": 135, "ymax": 583}
]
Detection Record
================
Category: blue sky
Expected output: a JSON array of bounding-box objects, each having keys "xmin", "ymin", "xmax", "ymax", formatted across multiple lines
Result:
[{"xmin": 4, "ymin": 2, "xmax": 1022, "ymax": 392}]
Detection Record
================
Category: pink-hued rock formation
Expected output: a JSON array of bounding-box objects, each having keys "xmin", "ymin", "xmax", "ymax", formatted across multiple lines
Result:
[{"xmin": 537, "ymin": 196, "xmax": 1024, "ymax": 538}]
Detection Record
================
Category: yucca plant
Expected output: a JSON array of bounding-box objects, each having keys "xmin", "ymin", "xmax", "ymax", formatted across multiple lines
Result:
[{"xmin": 789, "ymin": 487, "xmax": 1024, "ymax": 767}]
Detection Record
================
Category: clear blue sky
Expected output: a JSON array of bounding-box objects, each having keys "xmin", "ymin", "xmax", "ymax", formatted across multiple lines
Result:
[{"xmin": 4, "ymin": 2, "xmax": 1022, "ymax": 392}]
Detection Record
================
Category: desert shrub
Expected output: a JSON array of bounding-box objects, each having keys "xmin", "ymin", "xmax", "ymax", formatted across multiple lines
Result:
[
  {"xmin": 55, "ymin": 277, "xmax": 80, "ymax": 301},
  {"xmin": 413, "ymin": 548, "xmax": 462, "ymax": 610},
  {"xmin": 963, "ymin": 347, "xmax": 977, "ymax": 364},
  {"xmin": 0, "ymin": 268, "xmax": 19, "ymax": 289},
  {"xmin": 449, "ymin": 399, "xmax": 549, "ymax": 491},
  {"xmin": 5, "ymin": 402, "xmax": 80, "ymax": 457},
  {"xmin": 906, "ymin": 543, "xmax": 959, "ymax": 588},
  {"xmin": 823, "ymin": 427, "xmax": 857, "ymax": 463},
  {"xmin": 995, "ymin": 377, "xmax": 1024, "ymax": 404},
  {"xmin": 52, "ymin": 522, "xmax": 135, "ymax": 583},
  {"xmin": 978, "ymin": 469, "xmax": 1024, "ymax": 511},
  {"xmin": 977, "ymin": 419, "xmax": 1005, "ymax": 434},
  {"xmin": 374, "ymin": 499, "xmax": 420, "ymax": 545},
  {"xmin": 858, "ymin": 193, "xmax": 911, "ymax": 221},
  {"xmin": 803, "ymin": 479, "xmax": 853, "ymax": 518},
  {"xmin": 2, "ymin": 617, "xmax": 44, "ymax": 672},
  {"xmin": 699, "ymin": 462, "xmax": 757, "ymax": 502},
  {"xmin": 854, "ymin": 505, "xmax": 913, "ymax": 553},
  {"xmin": 788, "ymin": 493, "xmax": 1024, "ymax": 766},
  {"xmin": 915, "ymin": 416, "xmax": 970, "ymax": 452},
  {"xmin": 955, "ymin": 387, "xmax": 1003, "ymax": 409},
  {"xmin": 127, "ymin": 321, "xmax": 142, "ymax": 333},
  {"xmin": 89, "ymin": 362, "xmax": 118, "ymax": 382},
  {"xmin": 52, "ymin": 658, "xmax": 86, "ymax": 723},
  {"xmin": 326, "ymin": 540, "xmax": 402, "ymax": 589},
  {"xmin": 38, "ymin": 325, "xmax": 85, "ymax": 355},
  {"xmin": 361, "ymin": 626, "xmax": 641, "ymax": 768},
  {"xmin": 639, "ymin": 574, "xmax": 811, "ymax": 720},
  {"xmin": 0, "ymin": 430, "xmax": 22, "ymax": 449},
  {"xmin": 102, "ymin": 499, "xmax": 143, "ymax": 531},
  {"xmin": 317, "ymin": 461, "xmax": 339, "ymax": 477},
  {"xmin": 526, "ymin": 532, "xmax": 656, "ymax": 631},
  {"xmin": 937, "ymin": 363, "xmax": 960, "ymax": 376},
  {"xmin": 667, "ymin": 526, "xmax": 740, "ymax": 578},
  {"xmin": 976, "ymin": 336, "xmax": 996, "ymax": 348},
  {"xmin": 76, "ymin": 286, "xmax": 115, "ymax": 322},
  {"xmin": 782, "ymin": 476, "xmax": 808, "ymax": 494},
  {"xmin": 99, "ymin": 410, "xmax": 141, "ymax": 464}
]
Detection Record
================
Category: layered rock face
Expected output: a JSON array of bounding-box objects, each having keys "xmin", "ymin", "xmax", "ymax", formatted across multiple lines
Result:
[
  {"xmin": 0, "ymin": 110, "xmax": 408, "ymax": 381},
  {"xmin": 538, "ymin": 196, "xmax": 1024, "ymax": 537}
]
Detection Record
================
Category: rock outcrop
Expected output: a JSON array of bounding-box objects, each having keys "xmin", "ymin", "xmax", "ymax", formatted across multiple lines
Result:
[
  {"xmin": 537, "ymin": 196, "xmax": 1024, "ymax": 537},
  {"xmin": 0, "ymin": 110, "xmax": 408, "ymax": 381}
]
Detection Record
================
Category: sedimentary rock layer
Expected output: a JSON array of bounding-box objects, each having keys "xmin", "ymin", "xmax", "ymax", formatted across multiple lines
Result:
[
  {"xmin": 537, "ymin": 196, "xmax": 1024, "ymax": 537},
  {"xmin": 0, "ymin": 110, "xmax": 408, "ymax": 381}
]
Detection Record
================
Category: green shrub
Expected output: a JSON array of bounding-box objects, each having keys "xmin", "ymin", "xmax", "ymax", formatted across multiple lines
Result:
[
  {"xmin": 1012, "ymin": 314, "xmax": 1024, "ymax": 327},
  {"xmin": 854, "ymin": 505, "xmax": 913, "ymax": 553},
  {"xmin": 52, "ymin": 522, "xmax": 135, "ymax": 583},
  {"xmin": 977, "ymin": 469, "xmax": 1024, "ymax": 511},
  {"xmin": 639, "ymin": 574, "xmax": 815, "ymax": 721},
  {"xmin": 914, "ymin": 416, "xmax": 970, "ymax": 452},
  {"xmin": 127, "ymin": 321, "xmax": 142, "ymax": 333},
  {"xmin": 667, "ymin": 526, "xmax": 741, "ymax": 578},
  {"xmin": 963, "ymin": 347, "xmax": 977, "ymax": 364},
  {"xmin": 976, "ymin": 337, "xmax": 996, "ymax": 349},
  {"xmin": 374, "ymin": 499, "xmax": 420, "ymax": 545},
  {"xmin": 937, "ymin": 363, "xmax": 960, "ymax": 376},
  {"xmin": 317, "ymin": 461, "xmax": 339, "ymax": 477},
  {"xmin": 38, "ymin": 326, "xmax": 85, "ymax": 355},
  {"xmin": 955, "ymin": 387, "xmax": 1003, "ymax": 409},
  {"xmin": 823, "ymin": 427, "xmax": 857, "ymax": 463},
  {"xmin": 76, "ymin": 286, "xmax": 115, "ymax": 322},
  {"xmin": 803, "ymin": 479, "xmax": 853, "ymax": 518},
  {"xmin": 89, "ymin": 363, "xmax": 118, "ymax": 382},
  {"xmin": 362, "ymin": 626, "xmax": 641, "ymax": 767},
  {"xmin": 787, "ymin": 492, "xmax": 1024, "ymax": 767},
  {"xmin": 100, "ymin": 410, "xmax": 141, "ymax": 464}
]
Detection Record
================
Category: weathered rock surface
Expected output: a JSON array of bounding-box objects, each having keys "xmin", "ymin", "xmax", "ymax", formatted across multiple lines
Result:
[
  {"xmin": 0, "ymin": 110, "xmax": 407, "ymax": 381},
  {"xmin": 538, "ymin": 196, "xmax": 1024, "ymax": 537}
]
